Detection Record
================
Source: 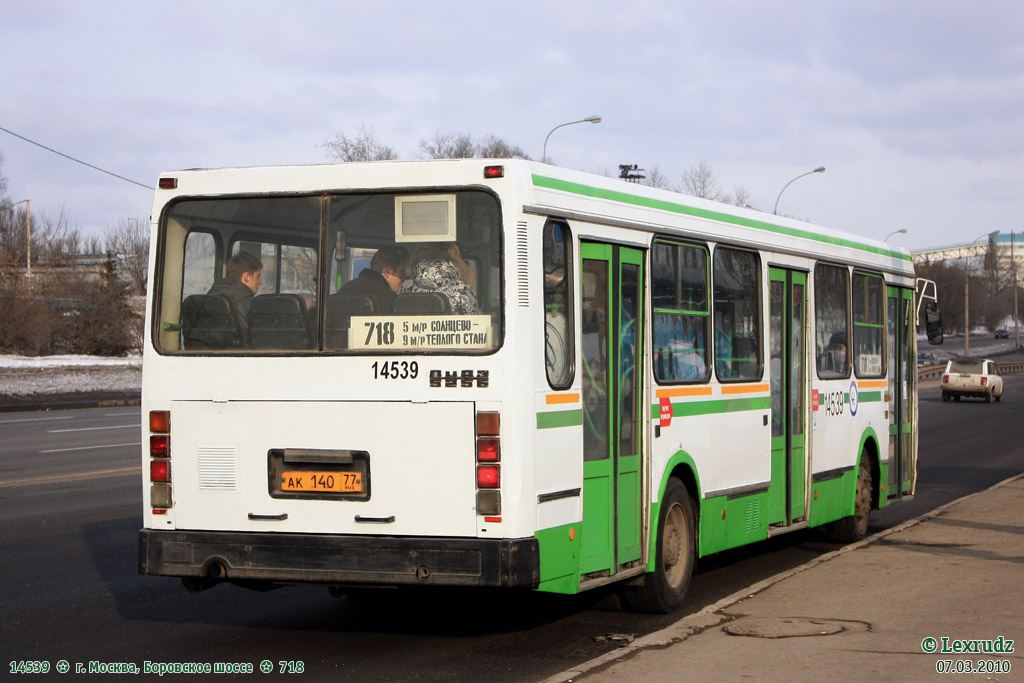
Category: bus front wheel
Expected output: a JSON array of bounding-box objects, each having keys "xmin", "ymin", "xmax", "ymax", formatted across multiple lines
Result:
[{"xmin": 622, "ymin": 478, "xmax": 695, "ymax": 613}]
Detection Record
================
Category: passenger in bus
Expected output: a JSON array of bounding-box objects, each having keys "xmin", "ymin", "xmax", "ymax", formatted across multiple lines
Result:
[
  {"xmin": 399, "ymin": 243, "xmax": 479, "ymax": 314},
  {"xmin": 820, "ymin": 332, "xmax": 848, "ymax": 374},
  {"xmin": 206, "ymin": 251, "xmax": 263, "ymax": 339},
  {"xmin": 338, "ymin": 245, "xmax": 409, "ymax": 312}
]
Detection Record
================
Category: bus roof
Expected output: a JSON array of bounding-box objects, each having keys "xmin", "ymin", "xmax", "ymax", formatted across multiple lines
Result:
[{"xmin": 154, "ymin": 158, "xmax": 914, "ymax": 278}]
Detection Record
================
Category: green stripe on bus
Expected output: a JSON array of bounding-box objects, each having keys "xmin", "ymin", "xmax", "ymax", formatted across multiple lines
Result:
[
  {"xmin": 537, "ymin": 409, "xmax": 584, "ymax": 429},
  {"xmin": 532, "ymin": 174, "xmax": 911, "ymax": 263},
  {"xmin": 858, "ymin": 391, "xmax": 883, "ymax": 403},
  {"xmin": 650, "ymin": 396, "xmax": 770, "ymax": 419}
]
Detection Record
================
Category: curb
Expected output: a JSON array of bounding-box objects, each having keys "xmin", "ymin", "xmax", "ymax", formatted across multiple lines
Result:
[
  {"xmin": 540, "ymin": 471, "xmax": 1024, "ymax": 683},
  {"xmin": 0, "ymin": 392, "xmax": 141, "ymax": 414}
]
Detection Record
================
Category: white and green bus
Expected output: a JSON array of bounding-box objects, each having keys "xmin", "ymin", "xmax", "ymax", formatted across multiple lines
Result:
[{"xmin": 138, "ymin": 159, "xmax": 941, "ymax": 612}]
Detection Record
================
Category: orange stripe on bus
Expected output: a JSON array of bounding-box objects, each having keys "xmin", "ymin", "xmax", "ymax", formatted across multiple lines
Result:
[
  {"xmin": 655, "ymin": 386, "xmax": 713, "ymax": 398},
  {"xmin": 545, "ymin": 393, "xmax": 581, "ymax": 405},
  {"xmin": 858, "ymin": 380, "xmax": 889, "ymax": 389},
  {"xmin": 720, "ymin": 383, "xmax": 770, "ymax": 395}
]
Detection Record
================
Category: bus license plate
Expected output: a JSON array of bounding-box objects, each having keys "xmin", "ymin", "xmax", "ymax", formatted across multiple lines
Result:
[{"xmin": 280, "ymin": 471, "xmax": 363, "ymax": 494}]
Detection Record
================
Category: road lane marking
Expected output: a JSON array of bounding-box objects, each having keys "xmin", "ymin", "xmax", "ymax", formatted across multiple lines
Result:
[
  {"xmin": 0, "ymin": 415, "xmax": 76, "ymax": 425},
  {"xmin": 0, "ymin": 466, "xmax": 141, "ymax": 488},
  {"xmin": 40, "ymin": 441, "xmax": 141, "ymax": 454},
  {"xmin": 47, "ymin": 424, "xmax": 139, "ymax": 433}
]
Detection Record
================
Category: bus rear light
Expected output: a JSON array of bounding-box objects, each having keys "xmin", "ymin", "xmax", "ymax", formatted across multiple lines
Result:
[
  {"xmin": 150, "ymin": 483, "xmax": 172, "ymax": 508},
  {"xmin": 477, "ymin": 465, "xmax": 500, "ymax": 489},
  {"xmin": 477, "ymin": 438, "xmax": 500, "ymax": 462},
  {"xmin": 477, "ymin": 490, "xmax": 501, "ymax": 515},
  {"xmin": 150, "ymin": 435, "xmax": 169, "ymax": 458},
  {"xmin": 158, "ymin": 177, "xmax": 178, "ymax": 189},
  {"xmin": 150, "ymin": 460, "xmax": 170, "ymax": 483},
  {"xmin": 150, "ymin": 410, "xmax": 170, "ymax": 433},
  {"xmin": 476, "ymin": 411, "xmax": 500, "ymax": 436},
  {"xmin": 483, "ymin": 165, "xmax": 504, "ymax": 179}
]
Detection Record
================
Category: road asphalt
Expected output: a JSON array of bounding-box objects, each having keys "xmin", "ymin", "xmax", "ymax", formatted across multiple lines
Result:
[{"xmin": 542, "ymin": 473, "xmax": 1024, "ymax": 683}]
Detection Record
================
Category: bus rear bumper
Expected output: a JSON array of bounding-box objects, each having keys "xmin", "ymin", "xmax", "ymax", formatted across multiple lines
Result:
[{"xmin": 138, "ymin": 529, "xmax": 540, "ymax": 589}]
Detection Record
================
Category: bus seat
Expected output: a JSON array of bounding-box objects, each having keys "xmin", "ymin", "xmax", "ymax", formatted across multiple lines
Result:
[
  {"xmin": 392, "ymin": 292, "xmax": 452, "ymax": 315},
  {"xmin": 325, "ymin": 293, "xmax": 379, "ymax": 348},
  {"xmin": 181, "ymin": 294, "xmax": 242, "ymax": 350},
  {"xmin": 248, "ymin": 294, "xmax": 313, "ymax": 350}
]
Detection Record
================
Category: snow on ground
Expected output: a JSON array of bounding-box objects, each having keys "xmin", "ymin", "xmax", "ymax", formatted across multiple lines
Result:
[{"xmin": 0, "ymin": 355, "xmax": 141, "ymax": 396}]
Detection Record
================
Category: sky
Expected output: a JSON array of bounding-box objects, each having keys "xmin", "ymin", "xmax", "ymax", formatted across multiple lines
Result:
[{"xmin": 1, "ymin": 0, "xmax": 1022, "ymax": 252}]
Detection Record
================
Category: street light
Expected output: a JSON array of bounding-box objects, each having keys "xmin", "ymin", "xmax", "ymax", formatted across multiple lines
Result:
[
  {"xmin": 542, "ymin": 115, "xmax": 602, "ymax": 164},
  {"xmin": 963, "ymin": 232, "xmax": 996, "ymax": 358},
  {"xmin": 773, "ymin": 166, "xmax": 825, "ymax": 215},
  {"xmin": 10, "ymin": 199, "xmax": 31, "ymax": 279},
  {"xmin": 885, "ymin": 228, "xmax": 908, "ymax": 241}
]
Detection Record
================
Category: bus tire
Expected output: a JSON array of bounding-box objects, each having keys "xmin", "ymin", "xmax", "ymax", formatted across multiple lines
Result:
[
  {"xmin": 621, "ymin": 478, "xmax": 695, "ymax": 613},
  {"xmin": 831, "ymin": 455, "xmax": 872, "ymax": 542}
]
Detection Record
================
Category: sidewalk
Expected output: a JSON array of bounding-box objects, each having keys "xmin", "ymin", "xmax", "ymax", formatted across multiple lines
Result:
[{"xmin": 545, "ymin": 474, "xmax": 1024, "ymax": 683}]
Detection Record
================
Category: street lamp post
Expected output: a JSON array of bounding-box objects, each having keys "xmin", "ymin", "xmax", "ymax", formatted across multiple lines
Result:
[
  {"xmin": 10, "ymin": 199, "xmax": 31, "ymax": 279},
  {"xmin": 542, "ymin": 115, "xmax": 602, "ymax": 164},
  {"xmin": 963, "ymin": 232, "xmax": 996, "ymax": 358},
  {"xmin": 885, "ymin": 228, "xmax": 908, "ymax": 241},
  {"xmin": 773, "ymin": 166, "xmax": 825, "ymax": 215}
]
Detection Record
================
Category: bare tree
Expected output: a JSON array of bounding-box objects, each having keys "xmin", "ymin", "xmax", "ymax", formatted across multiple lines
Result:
[
  {"xmin": 728, "ymin": 185, "xmax": 753, "ymax": 209},
  {"xmin": 680, "ymin": 161, "xmax": 724, "ymax": 201},
  {"xmin": 0, "ymin": 151, "xmax": 8, "ymax": 200},
  {"xmin": 642, "ymin": 166, "xmax": 673, "ymax": 190},
  {"xmin": 104, "ymin": 217, "xmax": 150, "ymax": 295},
  {"xmin": 420, "ymin": 132, "xmax": 476, "ymax": 159},
  {"xmin": 475, "ymin": 135, "xmax": 532, "ymax": 160},
  {"xmin": 321, "ymin": 125, "xmax": 398, "ymax": 162}
]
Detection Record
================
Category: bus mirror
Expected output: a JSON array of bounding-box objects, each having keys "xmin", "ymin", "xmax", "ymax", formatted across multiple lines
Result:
[{"xmin": 924, "ymin": 301, "xmax": 943, "ymax": 345}]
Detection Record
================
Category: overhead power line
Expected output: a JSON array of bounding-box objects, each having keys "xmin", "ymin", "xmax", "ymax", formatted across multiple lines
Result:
[{"xmin": 0, "ymin": 125, "xmax": 154, "ymax": 190}]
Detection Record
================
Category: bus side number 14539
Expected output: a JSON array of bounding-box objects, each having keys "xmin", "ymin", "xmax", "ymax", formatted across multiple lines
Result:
[{"xmin": 372, "ymin": 360, "xmax": 419, "ymax": 380}]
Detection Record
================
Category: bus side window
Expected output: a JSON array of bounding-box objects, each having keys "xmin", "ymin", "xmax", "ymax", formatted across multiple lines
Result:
[
  {"xmin": 543, "ymin": 221, "xmax": 574, "ymax": 389},
  {"xmin": 652, "ymin": 239, "xmax": 709, "ymax": 383},
  {"xmin": 713, "ymin": 247, "xmax": 762, "ymax": 381}
]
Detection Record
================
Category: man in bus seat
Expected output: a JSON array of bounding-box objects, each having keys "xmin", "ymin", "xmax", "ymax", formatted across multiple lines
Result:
[
  {"xmin": 821, "ymin": 332, "xmax": 848, "ymax": 374},
  {"xmin": 207, "ymin": 251, "xmax": 263, "ymax": 341},
  {"xmin": 339, "ymin": 245, "xmax": 409, "ymax": 312}
]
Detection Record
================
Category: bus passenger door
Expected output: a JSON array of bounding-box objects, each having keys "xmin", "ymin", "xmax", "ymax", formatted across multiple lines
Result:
[
  {"xmin": 579, "ymin": 242, "xmax": 645, "ymax": 576},
  {"xmin": 768, "ymin": 268, "xmax": 807, "ymax": 526},
  {"xmin": 887, "ymin": 287, "xmax": 914, "ymax": 498}
]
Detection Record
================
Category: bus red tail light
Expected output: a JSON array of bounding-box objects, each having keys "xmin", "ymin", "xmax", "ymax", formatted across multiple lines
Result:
[
  {"xmin": 477, "ymin": 438, "xmax": 500, "ymax": 462},
  {"xmin": 150, "ymin": 410, "xmax": 170, "ymax": 433},
  {"xmin": 476, "ymin": 411, "xmax": 501, "ymax": 514},
  {"xmin": 148, "ymin": 410, "xmax": 172, "ymax": 513},
  {"xmin": 477, "ymin": 465, "xmax": 500, "ymax": 489},
  {"xmin": 150, "ymin": 460, "xmax": 170, "ymax": 483},
  {"xmin": 150, "ymin": 435, "xmax": 169, "ymax": 458}
]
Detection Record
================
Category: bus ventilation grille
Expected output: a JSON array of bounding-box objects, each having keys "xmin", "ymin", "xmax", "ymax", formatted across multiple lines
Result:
[
  {"xmin": 744, "ymin": 499, "xmax": 761, "ymax": 535},
  {"xmin": 516, "ymin": 221, "xmax": 529, "ymax": 307},
  {"xmin": 196, "ymin": 444, "xmax": 239, "ymax": 491}
]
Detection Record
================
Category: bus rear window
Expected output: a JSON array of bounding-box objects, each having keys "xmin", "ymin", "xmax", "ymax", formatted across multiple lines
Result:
[{"xmin": 155, "ymin": 191, "xmax": 502, "ymax": 354}]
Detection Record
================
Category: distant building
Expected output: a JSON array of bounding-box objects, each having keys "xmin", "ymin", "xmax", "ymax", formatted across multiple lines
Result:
[{"xmin": 912, "ymin": 232, "xmax": 1024, "ymax": 274}]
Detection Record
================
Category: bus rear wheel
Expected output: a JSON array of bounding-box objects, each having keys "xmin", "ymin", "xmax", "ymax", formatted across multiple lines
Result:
[
  {"xmin": 621, "ymin": 478, "xmax": 695, "ymax": 613},
  {"xmin": 831, "ymin": 456, "xmax": 872, "ymax": 542}
]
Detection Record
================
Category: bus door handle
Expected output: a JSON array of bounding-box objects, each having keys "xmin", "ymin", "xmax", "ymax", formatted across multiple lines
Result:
[
  {"xmin": 248, "ymin": 513, "xmax": 288, "ymax": 521},
  {"xmin": 355, "ymin": 515, "xmax": 396, "ymax": 524}
]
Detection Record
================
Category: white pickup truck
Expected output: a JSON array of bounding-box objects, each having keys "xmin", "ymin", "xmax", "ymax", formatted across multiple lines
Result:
[{"xmin": 941, "ymin": 359, "xmax": 1004, "ymax": 403}]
